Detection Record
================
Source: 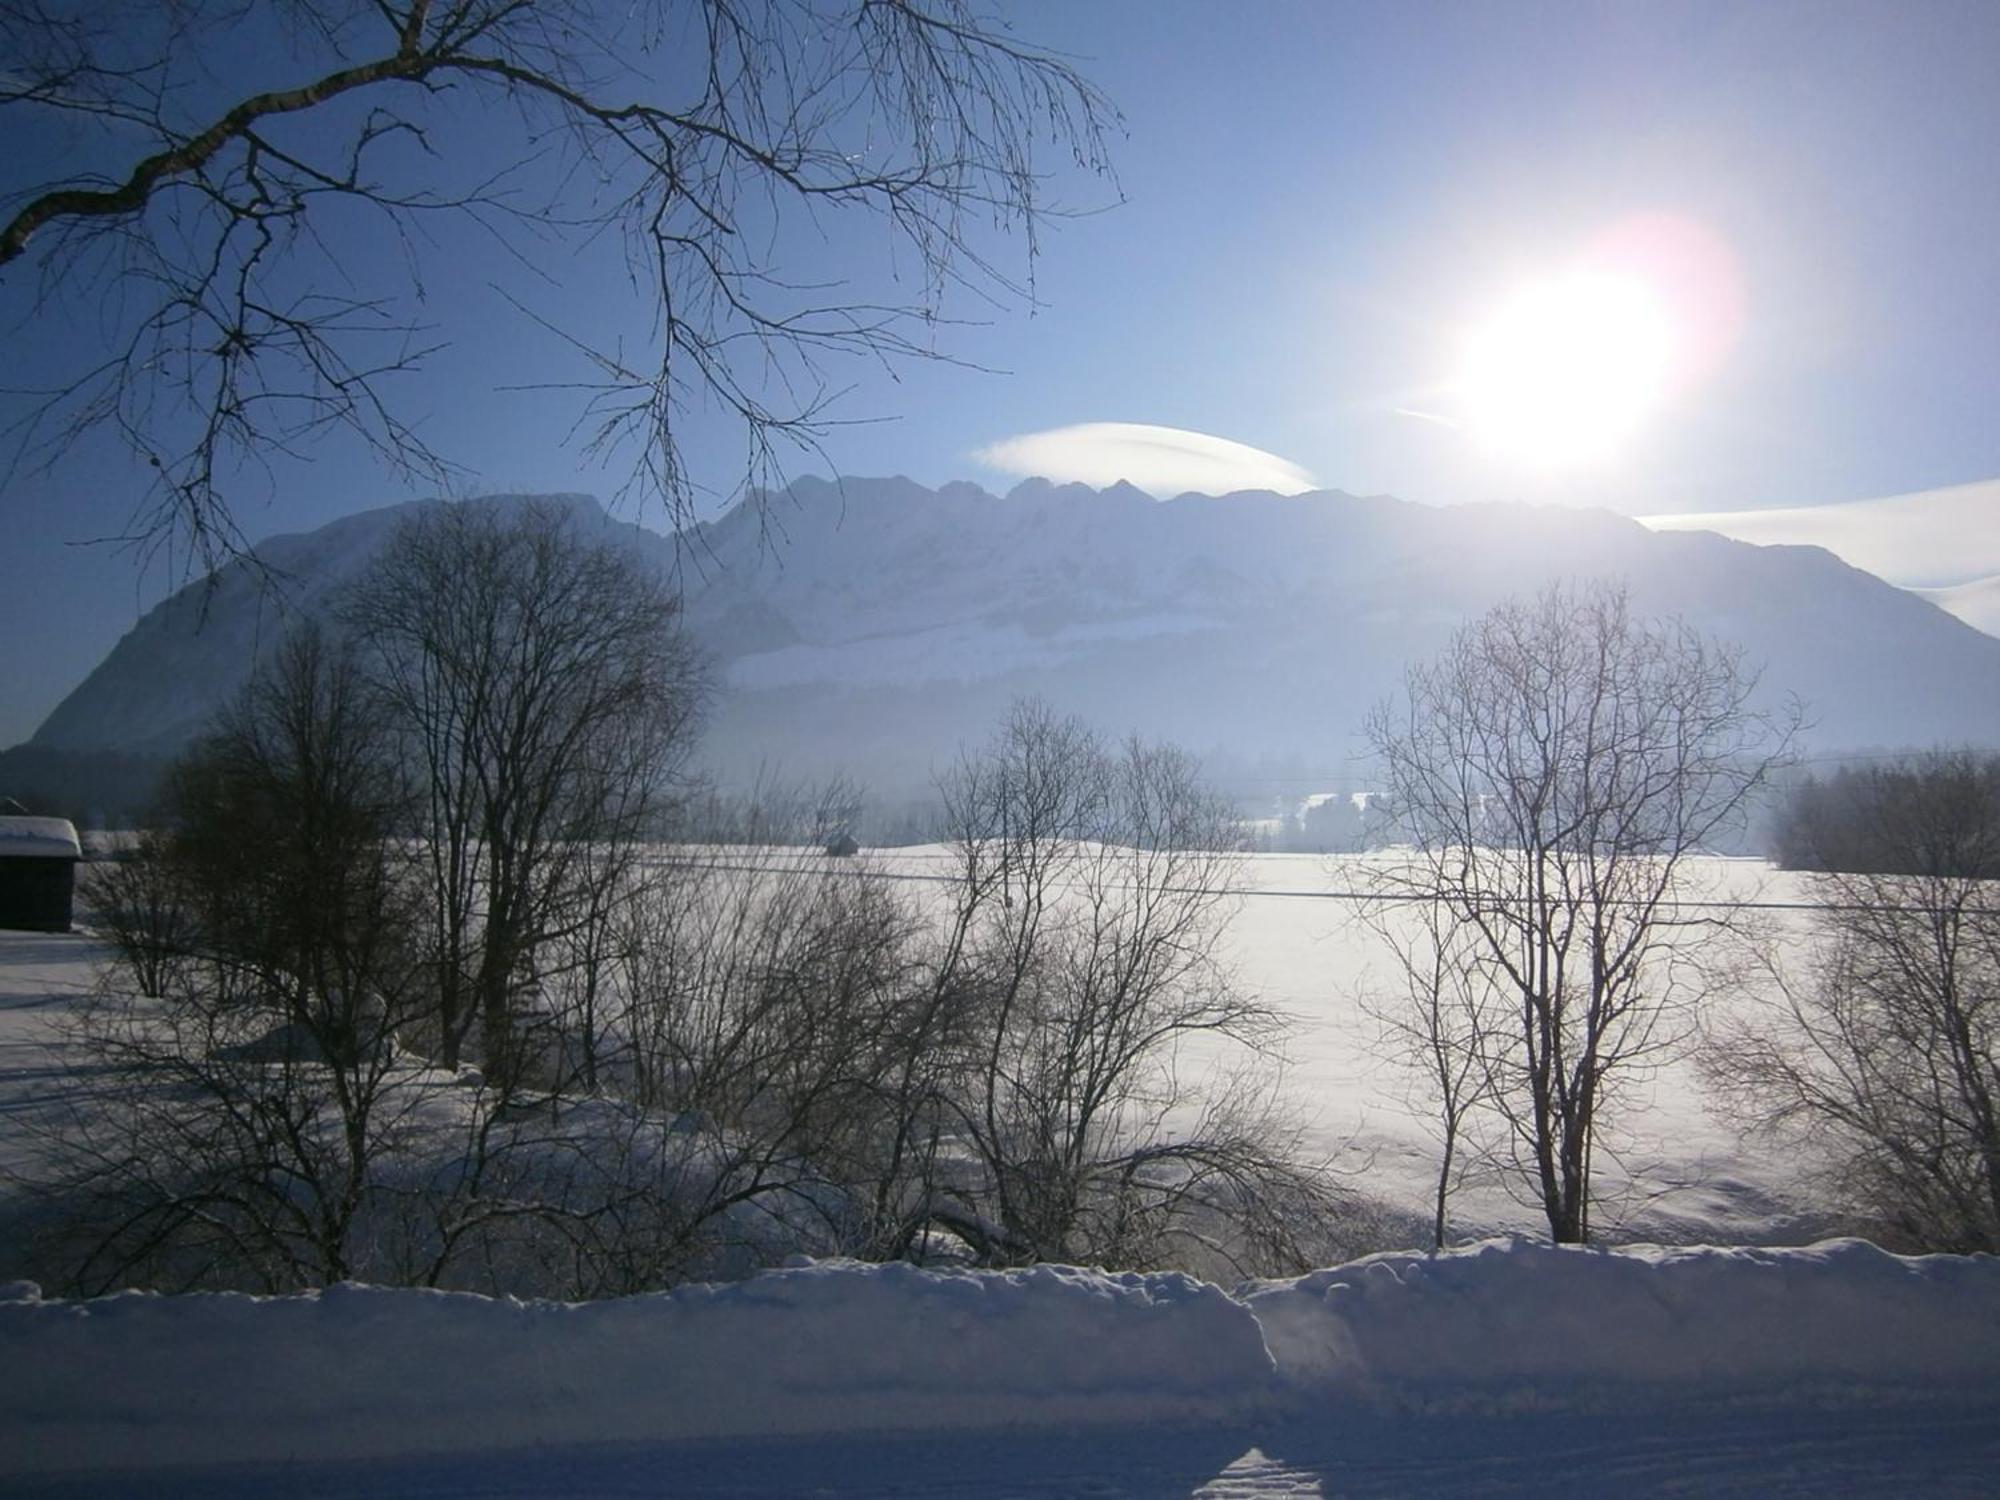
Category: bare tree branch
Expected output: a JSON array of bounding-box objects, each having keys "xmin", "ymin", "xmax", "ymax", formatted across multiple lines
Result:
[{"xmin": 1, "ymin": 0, "xmax": 1118, "ymax": 575}]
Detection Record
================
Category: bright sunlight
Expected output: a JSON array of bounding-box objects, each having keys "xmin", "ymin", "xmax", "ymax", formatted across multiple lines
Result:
[{"xmin": 1457, "ymin": 270, "xmax": 1677, "ymax": 470}]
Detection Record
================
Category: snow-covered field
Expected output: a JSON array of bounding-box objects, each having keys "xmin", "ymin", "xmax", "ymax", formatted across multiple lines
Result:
[
  {"xmin": 0, "ymin": 851, "xmax": 1822, "ymax": 1247},
  {"xmin": 3, "ymin": 856, "xmax": 1993, "ymax": 1495},
  {"xmin": 852, "ymin": 847, "xmax": 1824, "ymax": 1245}
]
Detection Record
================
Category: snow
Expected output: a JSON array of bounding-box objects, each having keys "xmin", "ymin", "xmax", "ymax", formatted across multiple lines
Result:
[
  {"xmin": 4, "ymin": 1241, "xmax": 1997, "ymax": 1485},
  {"xmin": 725, "ymin": 611, "xmax": 1225, "ymax": 691},
  {"xmin": 1243, "ymin": 1238, "xmax": 2000, "ymax": 1406},
  {"xmin": 843, "ymin": 847, "xmax": 1823, "ymax": 1244},
  {"xmin": 1, "ymin": 1261, "xmax": 1276, "ymax": 1474},
  {"xmin": 0, "ymin": 818, "xmax": 80, "ymax": 860},
  {"xmin": 2, "ymin": 925, "xmax": 1997, "ymax": 1494},
  {"xmin": 0, "ymin": 855, "xmax": 1825, "ymax": 1256}
]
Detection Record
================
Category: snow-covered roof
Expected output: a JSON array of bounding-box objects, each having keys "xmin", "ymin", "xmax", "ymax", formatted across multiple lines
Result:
[{"xmin": 0, "ymin": 817, "xmax": 82, "ymax": 860}]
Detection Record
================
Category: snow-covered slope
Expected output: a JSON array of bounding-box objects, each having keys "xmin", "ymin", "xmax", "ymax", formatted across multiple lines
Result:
[
  {"xmin": 25, "ymin": 479, "xmax": 2000, "ymax": 795},
  {"xmin": 679, "ymin": 478, "xmax": 2000, "ymax": 786}
]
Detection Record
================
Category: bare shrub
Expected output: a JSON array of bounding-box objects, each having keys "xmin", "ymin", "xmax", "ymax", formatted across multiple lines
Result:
[
  {"xmin": 1708, "ymin": 752, "xmax": 2000, "ymax": 1251},
  {"xmin": 924, "ymin": 700, "xmax": 1355, "ymax": 1276},
  {"xmin": 83, "ymin": 836, "xmax": 198, "ymax": 1000}
]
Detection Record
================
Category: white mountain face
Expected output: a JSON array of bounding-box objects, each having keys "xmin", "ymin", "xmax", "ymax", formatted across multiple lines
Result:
[
  {"xmin": 27, "ymin": 494, "xmax": 649, "ymax": 757},
  {"xmin": 24, "ymin": 477, "xmax": 2000, "ymax": 800}
]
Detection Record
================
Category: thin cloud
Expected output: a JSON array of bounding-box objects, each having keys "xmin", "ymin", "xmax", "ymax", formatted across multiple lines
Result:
[
  {"xmin": 1912, "ymin": 577, "xmax": 2000, "ymax": 638},
  {"xmin": 1641, "ymin": 478, "xmax": 2000, "ymax": 589},
  {"xmin": 973, "ymin": 422, "xmax": 1317, "ymax": 496}
]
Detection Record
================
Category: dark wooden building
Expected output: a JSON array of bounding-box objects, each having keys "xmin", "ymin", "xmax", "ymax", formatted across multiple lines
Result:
[{"xmin": 0, "ymin": 816, "xmax": 82, "ymax": 932}]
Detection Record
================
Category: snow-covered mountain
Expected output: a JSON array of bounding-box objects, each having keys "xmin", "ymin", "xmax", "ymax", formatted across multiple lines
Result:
[
  {"xmin": 25, "ymin": 493, "xmax": 663, "ymax": 757},
  {"xmin": 20, "ymin": 477, "xmax": 2000, "ymax": 801}
]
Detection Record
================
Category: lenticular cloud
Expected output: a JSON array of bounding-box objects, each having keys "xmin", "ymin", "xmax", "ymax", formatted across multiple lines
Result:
[
  {"xmin": 1642, "ymin": 477, "xmax": 2000, "ymax": 589},
  {"xmin": 974, "ymin": 422, "xmax": 1317, "ymax": 497}
]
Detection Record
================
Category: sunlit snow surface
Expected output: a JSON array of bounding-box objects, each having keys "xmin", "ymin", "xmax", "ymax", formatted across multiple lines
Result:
[
  {"xmin": 0, "ymin": 855, "xmax": 1823, "ymax": 1247},
  {"xmin": 5, "ymin": 860, "xmax": 1995, "ymax": 1496},
  {"xmin": 844, "ymin": 848, "xmax": 1823, "ymax": 1245}
]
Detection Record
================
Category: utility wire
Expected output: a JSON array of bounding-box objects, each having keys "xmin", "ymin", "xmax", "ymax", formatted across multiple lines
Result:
[{"xmin": 639, "ymin": 852, "xmax": 1998, "ymax": 917}]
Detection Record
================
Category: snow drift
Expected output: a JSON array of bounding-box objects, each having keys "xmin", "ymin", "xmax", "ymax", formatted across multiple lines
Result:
[
  {"xmin": 0, "ymin": 1260, "xmax": 1275, "ymax": 1474},
  {"xmin": 5, "ymin": 1240, "xmax": 1998, "ymax": 1478},
  {"xmin": 1244, "ymin": 1237, "xmax": 2000, "ymax": 1408}
]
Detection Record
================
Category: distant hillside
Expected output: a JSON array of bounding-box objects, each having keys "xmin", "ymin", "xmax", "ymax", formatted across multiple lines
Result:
[{"xmin": 19, "ymin": 478, "xmax": 2000, "ymax": 812}]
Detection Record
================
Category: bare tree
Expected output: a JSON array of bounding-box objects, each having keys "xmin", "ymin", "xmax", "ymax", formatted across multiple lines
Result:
[
  {"xmin": 340, "ymin": 498, "xmax": 704, "ymax": 1082},
  {"xmin": 1708, "ymin": 752, "xmax": 2000, "ymax": 1251},
  {"xmin": 1, "ymin": 0, "xmax": 1115, "ymax": 570},
  {"xmin": 928, "ymin": 699, "xmax": 1349, "ymax": 1275},
  {"xmin": 469, "ymin": 789, "xmax": 944, "ymax": 1291},
  {"xmin": 1366, "ymin": 581, "xmax": 1797, "ymax": 1243},
  {"xmin": 35, "ymin": 626, "xmax": 436, "ymax": 1292},
  {"xmin": 34, "ymin": 693, "xmax": 1357, "ymax": 1296},
  {"xmin": 1361, "ymin": 892, "xmax": 1497, "ymax": 1249}
]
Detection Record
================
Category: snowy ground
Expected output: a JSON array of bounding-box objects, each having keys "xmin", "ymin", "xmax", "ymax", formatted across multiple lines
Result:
[
  {"xmin": 0, "ymin": 933, "xmax": 102, "ymax": 1204},
  {"xmin": 6, "ymin": 861, "xmax": 1991, "ymax": 1495},
  {"xmin": 4, "ymin": 1243, "xmax": 1998, "ymax": 1494},
  {"xmin": 848, "ymin": 848, "xmax": 1826, "ymax": 1244},
  {"xmin": 2, "ymin": 852, "xmax": 1824, "ymax": 1248},
  {"xmin": 9, "ymin": 1407, "xmax": 1999, "ymax": 1496}
]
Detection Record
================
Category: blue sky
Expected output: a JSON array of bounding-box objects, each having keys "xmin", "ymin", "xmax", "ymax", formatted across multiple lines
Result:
[{"xmin": 5, "ymin": 1, "xmax": 1999, "ymax": 744}]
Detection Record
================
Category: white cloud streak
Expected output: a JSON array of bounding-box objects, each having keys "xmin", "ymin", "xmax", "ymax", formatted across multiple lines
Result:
[
  {"xmin": 1911, "ymin": 577, "xmax": 2000, "ymax": 638},
  {"xmin": 973, "ymin": 422, "xmax": 1317, "ymax": 497},
  {"xmin": 1641, "ymin": 478, "xmax": 2000, "ymax": 589}
]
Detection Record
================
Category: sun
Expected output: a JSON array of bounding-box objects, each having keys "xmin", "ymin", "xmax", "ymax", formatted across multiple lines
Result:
[{"xmin": 1456, "ymin": 270, "xmax": 1678, "ymax": 471}]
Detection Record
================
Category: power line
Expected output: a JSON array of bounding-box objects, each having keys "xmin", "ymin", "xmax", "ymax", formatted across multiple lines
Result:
[{"xmin": 639, "ymin": 852, "xmax": 1997, "ymax": 917}]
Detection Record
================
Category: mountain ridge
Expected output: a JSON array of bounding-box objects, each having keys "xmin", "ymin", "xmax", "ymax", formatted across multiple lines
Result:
[{"xmin": 15, "ymin": 478, "xmax": 2000, "ymax": 808}]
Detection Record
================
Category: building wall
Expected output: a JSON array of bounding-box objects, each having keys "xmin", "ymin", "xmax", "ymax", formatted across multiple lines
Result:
[{"xmin": 0, "ymin": 858, "xmax": 77, "ymax": 932}]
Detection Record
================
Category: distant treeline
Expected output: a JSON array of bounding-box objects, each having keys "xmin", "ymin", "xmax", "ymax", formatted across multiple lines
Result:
[
  {"xmin": 1773, "ymin": 751, "xmax": 2000, "ymax": 878},
  {"xmin": 0, "ymin": 746, "xmax": 169, "ymax": 828}
]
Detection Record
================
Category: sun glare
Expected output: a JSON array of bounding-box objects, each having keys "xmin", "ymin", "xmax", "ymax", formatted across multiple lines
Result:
[{"xmin": 1457, "ymin": 271, "xmax": 1677, "ymax": 470}]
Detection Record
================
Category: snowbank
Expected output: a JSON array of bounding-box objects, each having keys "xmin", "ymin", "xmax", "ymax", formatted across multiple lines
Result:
[
  {"xmin": 8, "ymin": 1240, "xmax": 2000, "ymax": 1478},
  {"xmin": 0, "ymin": 1260, "xmax": 1275, "ymax": 1475},
  {"xmin": 1244, "ymin": 1237, "xmax": 2000, "ymax": 1409}
]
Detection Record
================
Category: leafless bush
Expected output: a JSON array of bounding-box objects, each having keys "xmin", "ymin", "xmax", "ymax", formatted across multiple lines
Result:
[
  {"xmin": 1708, "ymin": 754, "xmax": 2000, "ymax": 1251},
  {"xmin": 1360, "ymin": 893, "xmax": 1500, "ymax": 1249},
  {"xmin": 34, "ymin": 689, "xmax": 1354, "ymax": 1295},
  {"xmin": 82, "ymin": 834, "xmax": 199, "ymax": 1000},
  {"xmin": 32, "ymin": 628, "xmax": 437, "ymax": 1292},
  {"xmin": 920, "ymin": 699, "xmax": 1355, "ymax": 1276}
]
